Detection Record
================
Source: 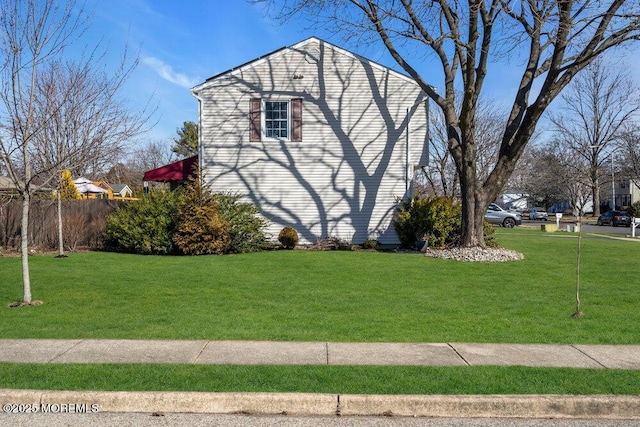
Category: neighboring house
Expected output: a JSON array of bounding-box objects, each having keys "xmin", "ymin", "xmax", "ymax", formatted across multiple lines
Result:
[
  {"xmin": 548, "ymin": 197, "xmax": 594, "ymax": 215},
  {"xmin": 109, "ymin": 183, "xmax": 134, "ymax": 198},
  {"xmin": 499, "ymin": 190, "xmax": 597, "ymax": 215},
  {"xmin": 1, "ymin": 176, "xmax": 52, "ymax": 198},
  {"xmin": 191, "ymin": 37, "xmax": 429, "ymax": 244},
  {"xmin": 94, "ymin": 180, "xmax": 134, "ymax": 199},
  {"xmin": 72, "ymin": 178, "xmax": 135, "ymax": 200},
  {"xmin": 496, "ymin": 191, "xmax": 529, "ymax": 211},
  {"xmin": 0, "ymin": 176, "xmax": 18, "ymax": 196},
  {"xmin": 609, "ymin": 178, "xmax": 640, "ymax": 210}
]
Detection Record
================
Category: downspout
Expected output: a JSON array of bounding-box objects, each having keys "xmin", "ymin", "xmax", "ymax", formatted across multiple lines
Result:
[
  {"xmin": 406, "ymin": 107, "xmax": 411, "ymax": 196},
  {"xmin": 191, "ymin": 88, "xmax": 204, "ymax": 179}
]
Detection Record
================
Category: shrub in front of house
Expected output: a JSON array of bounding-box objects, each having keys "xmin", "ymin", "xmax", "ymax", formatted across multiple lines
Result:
[
  {"xmin": 278, "ymin": 226, "xmax": 298, "ymax": 249},
  {"xmin": 483, "ymin": 219, "xmax": 498, "ymax": 248},
  {"xmin": 214, "ymin": 192, "xmax": 272, "ymax": 253},
  {"xmin": 175, "ymin": 173, "xmax": 271, "ymax": 255},
  {"xmin": 393, "ymin": 196, "xmax": 461, "ymax": 248},
  {"xmin": 394, "ymin": 196, "xmax": 500, "ymax": 249},
  {"xmin": 103, "ymin": 190, "xmax": 182, "ymax": 255},
  {"xmin": 173, "ymin": 178, "xmax": 230, "ymax": 255},
  {"xmin": 103, "ymin": 179, "xmax": 270, "ymax": 255},
  {"xmin": 362, "ymin": 239, "xmax": 378, "ymax": 250}
]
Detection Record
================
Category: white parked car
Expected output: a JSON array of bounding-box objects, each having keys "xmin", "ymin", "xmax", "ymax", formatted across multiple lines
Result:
[{"xmin": 529, "ymin": 208, "xmax": 548, "ymax": 221}]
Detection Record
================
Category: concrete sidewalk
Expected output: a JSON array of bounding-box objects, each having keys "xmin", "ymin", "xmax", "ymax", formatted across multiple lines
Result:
[
  {"xmin": 2, "ymin": 340, "xmax": 640, "ymax": 419},
  {"xmin": 1, "ymin": 339, "xmax": 639, "ymax": 369}
]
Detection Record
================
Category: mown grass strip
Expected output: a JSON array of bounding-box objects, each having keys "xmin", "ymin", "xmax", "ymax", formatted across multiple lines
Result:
[{"xmin": 0, "ymin": 363, "xmax": 639, "ymax": 395}]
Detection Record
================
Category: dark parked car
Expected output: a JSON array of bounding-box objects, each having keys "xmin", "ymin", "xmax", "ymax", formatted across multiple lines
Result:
[{"xmin": 597, "ymin": 210, "xmax": 631, "ymax": 227}]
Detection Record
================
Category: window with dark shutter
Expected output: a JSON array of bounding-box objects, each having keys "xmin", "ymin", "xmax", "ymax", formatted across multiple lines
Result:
[
  {"xmin": 249, "ymin": 98, "xmax": 261, "ymax": 141},
  {"xmin": 252, "ymin": 98, "xmax": 302, "ymax": 141},
  {"xmin": 265, "ymin": 101, "xmax": 289, "ymax": 138},
  {"xmin": 291, "ymin": 98, "xmax": 302, "ymax": 142}
]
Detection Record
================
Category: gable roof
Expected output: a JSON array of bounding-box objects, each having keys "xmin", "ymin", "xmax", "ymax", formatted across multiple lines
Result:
[
  {"xmin": 110, "ymin": 184, "xmax": 131, "ymax": 194},
  {"xmin": 192, "ymin": 36, "xmax": 421, "ymax": 92},
  {"xmin": 73, "ymin": 177, "xmax": 94, "ymax": 185}
]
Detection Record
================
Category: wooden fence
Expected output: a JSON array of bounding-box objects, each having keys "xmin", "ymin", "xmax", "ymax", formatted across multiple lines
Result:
[{"xmin": 0, "ymin": 199, "xmax": 125, "ymax": 251}]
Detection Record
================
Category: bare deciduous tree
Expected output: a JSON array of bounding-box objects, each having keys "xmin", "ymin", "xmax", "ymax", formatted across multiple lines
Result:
[
  {"xmin": 519, "ymin": 147, "xmax": 565, "ymax": 210},
  {"xmin": 551, "ymin": 145, "xmax": 593, "ymax": 215},
  {"xmin": 549, "ymin": 59, "xmax": 640, "ymax": 216},
  {"xmin": 30, "ymin": 55, "xmax": 154, "ymax": 257},
  {"xmin": 106, "ymin": 140, "xmax": 176, "ymax": 194},
  {"xmin": 0, "ymin": 0, "xmax": 88, "ymax": 304},
  {"xmin": 260, "ymin": 0, "xmax": 640, "ymax": 247},
  {"xmin": 0, "ymin": 0, "xmax": 153, "ymax": 302}
]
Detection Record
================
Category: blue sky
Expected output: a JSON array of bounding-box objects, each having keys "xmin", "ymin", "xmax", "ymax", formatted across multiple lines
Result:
[
  {"xmin": 83, "ymin": 0, "xmax": 640, "ymax": 151},
  {"xmin": 85, "ymin": 0, "xmax": 332, "ymax": 146}
]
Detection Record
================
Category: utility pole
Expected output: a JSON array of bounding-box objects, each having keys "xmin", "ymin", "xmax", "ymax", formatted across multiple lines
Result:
[{"xmin": 611, "ymin": 154, "xmax": 616, "ymax": 210}]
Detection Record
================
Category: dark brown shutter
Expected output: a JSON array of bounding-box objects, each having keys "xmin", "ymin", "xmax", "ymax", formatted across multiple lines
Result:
[
  {"xmin": 249, "ymin": 98, "xmax": 261, "ymax": 141},
  {"xmin": 291, "ymin": 98, "xmax": 302, "ymax": 142}
]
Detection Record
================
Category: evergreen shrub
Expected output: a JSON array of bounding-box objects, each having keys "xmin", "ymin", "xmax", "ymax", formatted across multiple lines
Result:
[
  {"xmin": 483, "ymin": 219, "xmax": 498, "ymax": 248},
  {"xmin": 103, "ymin": 190, "xmax": 182, "ymax": 255},
  {"xmin": 278, "ymin": 226, "xmax": 298, "ymax": 249},
  {"xmin": 59, "ymin": 170, "xmax": 80, "ymax": 200},
  {"xmin": 173, "ymin": 177, "xmax": 229, "ymax": 255},
  {"xmin": 214, "ymin": 192, "xmax": 271, "ymax": 253},
  {"xmin": 394, "ymin": 196, "xmax": 501, "ymax": 249},
  {"xmin": 103, "ymin": 177, "xmax": 270, "ymax": 255},
  {"xmin": 393, "ymin": 196, "xmax": 461, "ymax": 248}
]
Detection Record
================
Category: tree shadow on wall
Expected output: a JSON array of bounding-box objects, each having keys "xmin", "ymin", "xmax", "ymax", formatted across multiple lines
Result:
[{"xmin": 201, "ymin": 40, "xmax": 428, "ymax": 244}]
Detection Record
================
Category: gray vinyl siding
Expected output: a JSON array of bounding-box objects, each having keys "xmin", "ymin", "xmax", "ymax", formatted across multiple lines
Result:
[{"xmin": 194, "ymin": 38, "xmax": 428, "ymax": 245}]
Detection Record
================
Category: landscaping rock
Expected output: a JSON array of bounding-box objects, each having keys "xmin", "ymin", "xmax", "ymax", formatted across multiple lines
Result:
[{"xmin": 424, "ymin": 247, "xmax": 524, "ymax": 262}]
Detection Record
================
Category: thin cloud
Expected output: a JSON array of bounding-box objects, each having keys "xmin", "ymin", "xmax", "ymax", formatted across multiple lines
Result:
[{"xmin": 142, "ymin": 56, "xmax": 199, "ymax": 88}]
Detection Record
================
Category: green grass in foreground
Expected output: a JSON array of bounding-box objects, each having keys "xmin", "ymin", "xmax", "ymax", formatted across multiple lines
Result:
[
  {"xmin": 1, "ymin": 230, "xmax": 639, "ymax": 343},
  {"xmin": 1, "ymin": 363, "xmax": 639, "ymax": 395},
  {"xmin": 1, "ymin": 231, "xmax": 639, "ymax": 395}
]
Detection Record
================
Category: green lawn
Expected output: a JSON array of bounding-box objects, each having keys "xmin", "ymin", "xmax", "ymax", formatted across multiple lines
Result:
[
  {"xmin": 1, "ymin": 230, "xmax": 639, "ymax": 344},
  {"xmin": 1, "ymin": 230, "xmax": 639, "ymax": 394},
  {"xmin": 1, "ymin": 363, "xmax": 639, "ymax": 395}
]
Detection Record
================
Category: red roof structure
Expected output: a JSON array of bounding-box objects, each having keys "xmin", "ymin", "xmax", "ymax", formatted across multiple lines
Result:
[{"xmin": 143, "ymin": 155, "xmax": 198, "ymax": 182}]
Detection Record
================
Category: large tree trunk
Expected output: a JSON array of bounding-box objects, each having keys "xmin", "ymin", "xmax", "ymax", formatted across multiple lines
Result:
[
  {"xmin": 454, "ymin": 121, "xmax": 489, "ymax": 248},
  {"xmin": 20, "ymin": 192, "xmax": 32, "ymax": 304},
  {"xmin": 460, "ymin": 135, "xmax": 526, "ymax": 248},
  {"xmin": 459, "ymin": 164, "xmax": 486, "ymax": 247}
]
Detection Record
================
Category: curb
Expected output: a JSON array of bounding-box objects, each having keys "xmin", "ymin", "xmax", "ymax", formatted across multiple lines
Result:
[{"xmin": 2, "ymin": 390, "xmax": 640, "ymax": 419}]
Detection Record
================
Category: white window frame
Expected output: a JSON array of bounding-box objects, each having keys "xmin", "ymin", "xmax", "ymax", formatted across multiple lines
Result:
[{"xmin": 263, "ymin": 100, "xmax": 290, "ymax": 141}]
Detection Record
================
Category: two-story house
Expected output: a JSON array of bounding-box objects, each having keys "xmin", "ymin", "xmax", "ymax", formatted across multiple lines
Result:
[{"xmin": 191, "ymin": 37, "xmax": 429, "ymax": 245}]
